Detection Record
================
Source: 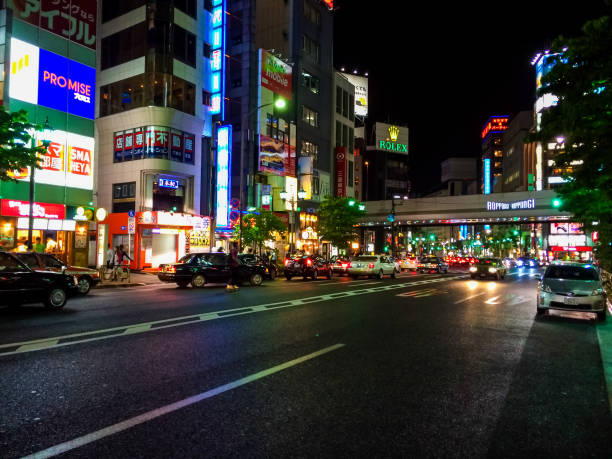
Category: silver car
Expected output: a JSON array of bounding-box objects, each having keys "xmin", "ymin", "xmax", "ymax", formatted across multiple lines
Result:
[
  {"xmin": 347, "ymin": 255, "xmax": 397, "ymax": 279},
  {"xmin": 537, "ymin": 261, "xmax": 607, "ymax": 321}
]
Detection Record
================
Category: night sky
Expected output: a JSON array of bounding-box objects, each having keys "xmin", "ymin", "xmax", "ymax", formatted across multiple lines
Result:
[{"xmin": 333, "ymin": 0, "xmax": 609, "ymax": 194}]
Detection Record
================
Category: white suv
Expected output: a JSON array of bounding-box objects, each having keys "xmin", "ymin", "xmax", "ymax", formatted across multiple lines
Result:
[{"xmin": 347, "ymin": 255, "xmax": 397, "ymax": 279}]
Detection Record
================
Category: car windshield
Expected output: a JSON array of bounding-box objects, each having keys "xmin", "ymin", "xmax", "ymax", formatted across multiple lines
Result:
[
  {"xmin": 353, "ymin": 256, "xmax": 377, "ymax": 261},
  {"xmin": 422, "ymin": 257, "xmax": 438, "ymax": 262},
  {"xmin": 545, "ymin": 266, "xmax": 599, "ymax": 281}
]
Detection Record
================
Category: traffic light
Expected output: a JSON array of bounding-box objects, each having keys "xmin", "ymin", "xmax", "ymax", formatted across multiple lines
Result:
[
  {"xmin": 513, "ymin": 229, "xmax": 519, "ymax": 236},
  {"xmin": 552, "ymin": 198, "xmax": 562, "ymax": 208},
  {"xmin": 429, "ymin": 234, "xmax": 435, "ymax": 241},
  {"xmin": 348, "ymin": 199, "xmax": 356, "ymax": 206},
  {"xmin": 358, "ymin": 204, "xmax": 366, "ymax": 211},
  {"xmin": 384, "ymin": 245, "xmax": 389, "ymax": 252}
]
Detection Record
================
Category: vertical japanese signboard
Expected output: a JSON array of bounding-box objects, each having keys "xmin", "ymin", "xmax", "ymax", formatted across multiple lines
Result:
[
  {"xmin": 335, "ymin": 147, "xmax": 347, "ymax": 197},
  {"xmin": 210, "ymin": 0, "xmax": 226, "ymax": 117},
  {"xmin": 215, "ymin": 125, "xmax": 232, "ymax": 229}
]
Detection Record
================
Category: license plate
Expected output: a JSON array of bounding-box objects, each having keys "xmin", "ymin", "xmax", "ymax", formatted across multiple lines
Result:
[{"xmin": 564, "ymin": 297, "xmax": 578, "ymax": 305}]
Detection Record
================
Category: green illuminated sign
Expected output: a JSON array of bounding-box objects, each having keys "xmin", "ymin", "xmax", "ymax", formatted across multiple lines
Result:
[{"xmin": 379, "ymin": 140, "xmax": 408, "ymax": 153}]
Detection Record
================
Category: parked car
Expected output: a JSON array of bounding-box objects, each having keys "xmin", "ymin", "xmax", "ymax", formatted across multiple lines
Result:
[
  {"xmin": 400, "ymin": 255, "xmax": 418, "ymax": 271},
  {"xmin": 330, "ymin": 256, "xmax": 352, "ymax": 276},
  {"xmin": 537, "ymin": 261, "xmax": 607, "ymax": 321},
  {"xmin": 417, "ymin": 256, "xmax": 449, "ymax": 274},
  {"xmin": 14, "ymin": 252, "xmax": 101, "ymax": 294},
  {"xmin": 158, "ymin": 252, "xmax": 267, "ymax": 287},
  {"xmin": 469, "ymin": 257, "xmax": 507, "ymax": 280},
  {"xmin": 0, "ymin": 251, "xmax": 79, "ymax": 309},
  {"xmin": 284, "ymin": 255, "xmax": 332, "ymax": 280},
  {"xmin": 347, "ymin": 255, "xmax": 396, "ymax": 279},
  {"xmin": 238, "ymin": 254, "xmax": 278, "ymax": 280}
]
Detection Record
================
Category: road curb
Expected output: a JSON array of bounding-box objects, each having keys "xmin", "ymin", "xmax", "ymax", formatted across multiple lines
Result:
[
  {"xmin": 596, "ymin": 314, "xmax": 612, "ymax": 416},
  {"xmin": 95, "ymin": 283, "xmax": 147, "ymax": 289}
]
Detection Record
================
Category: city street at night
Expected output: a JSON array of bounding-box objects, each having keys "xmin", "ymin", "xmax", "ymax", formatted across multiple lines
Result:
[{"xmin": 1, "ymin": 270, "xmax": 610, "ymax": 458}]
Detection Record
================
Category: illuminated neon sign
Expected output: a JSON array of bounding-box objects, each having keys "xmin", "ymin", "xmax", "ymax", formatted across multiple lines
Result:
[
  {"xmin": 483, "ymin": 158, "xmax": 491, "ymax": 194},
  {"xmin": 486, "ymin": 199, "xmax": 535, "ymax": 211},
  {"xmin": 159, "ymin": 178, "xmax": 179, "ymax": 189},
  {"xmin": 210, "ymin": 0, "xmax": 226, "ymax": 117},
  {"xmin": 9, "ymin": 38, "xmax": 96, "ymax": 119},
  {"xmin": 480, "ymin": 116, "xmax": 509, "ymax": 140},
  {"xmin": 216, "ymin": 125, "xmax": 232, "ymax": 229}
]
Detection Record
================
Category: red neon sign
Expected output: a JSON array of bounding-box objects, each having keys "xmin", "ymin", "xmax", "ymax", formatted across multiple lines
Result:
[
  {"xmin": 322, "ymin": 0, "xmax": 333, "ymax": 9},
  {"xmin": 1, "ymin": 199, "xmax": 65, "ymax": 219},
  {"xmin": 481, "ymin": 117, "xmax": 509, "ymax": 139}
]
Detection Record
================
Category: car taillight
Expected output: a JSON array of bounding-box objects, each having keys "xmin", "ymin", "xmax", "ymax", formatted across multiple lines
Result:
[
  {"xmin": 368, "ymin": 263, "xmax": 375, "ymax": 268},
  {"xmin": 306, "ymin": 259, "xmax": 312, "ymax": 266},
  {"xmin": 168, "ymin": 266, "xmax": 176, "ymax": 273},
  {"xmin": 284, "ymin": 259, "xmax": 290, "ymax": 266},
  {"xmin": 159, "ymin": 266, "xmax": 163, "ymax": 271},
  {"xmin": 348, "ymin": 263, "xmax": 352, "ymax": 268}
]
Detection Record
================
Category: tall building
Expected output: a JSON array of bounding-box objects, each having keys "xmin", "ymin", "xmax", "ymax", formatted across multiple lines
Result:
[
  {"xmin": 501, "ymin": 111, "xmax": 537, "ymax": 192},
  {"xmin": 332, "ymin": 71, "xmax": 356, "ymax": 198},
  {"xmin": 96, "ymin": 0, "xmax": 215, "ymax": 268},
  {"xmin": 425, "ymin": 158, "xmax": 478, "ymax": 197},
  {"xmin": 224, "ymin": 0, "xmax": 334, "ymax": 253},
  {"xmin": 363, "ymin": 122, "xmax": 410, "ymax": 201},
  {"xmin": 480, "ymin": 115, "xmax": 508, "ymax": 194},
  {"xmin": 0, "ymin": 0, "xmax": 97, "ymax": 267}
]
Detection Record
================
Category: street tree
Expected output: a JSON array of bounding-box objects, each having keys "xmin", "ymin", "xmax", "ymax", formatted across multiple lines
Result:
[
  {"xmin": 234, "ymin": 209, "xmax": 286, "ymax": 253},
  {"xmin": 530, "ymin": 8, "xmax": 612, "ymax": 269},
  {"xmin": 0, "ymin": 106, "xmax": 46, "ymax": 182},
  {"xmin": 317, "ymin": 197, "xmax": 366, "ymax": 251}
]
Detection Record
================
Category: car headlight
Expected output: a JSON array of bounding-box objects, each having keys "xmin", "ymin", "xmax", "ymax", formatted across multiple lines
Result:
[
  {"xmin": 543, "ymin": 284, "xmax": 552, "ymax": 293},
  {"xmin": 469, "ymin": 266, "xmax": 477, "ymax": 272},
  {"xmin": 516, "ymin": 260, "xmax": 524, "ymax": 267},
  {"xmin": 488, "ymin": 267, "xmax": 497, "ymax": 273},
  {"xmin": 592, "ymin": 287, "xmax": 604, "ymax": 296}
]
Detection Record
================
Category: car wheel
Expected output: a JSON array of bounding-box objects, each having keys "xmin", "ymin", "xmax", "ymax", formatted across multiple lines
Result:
[
  {"xmin": 285, "ymin": 275, "xmax": 292, "ymax": 281},
  {"xmin": 377, "ymin": 270, "xmax": 384, "ymax": 280},
  {"xmin": 44, "ymin": 287, "xmax": 67, "ymax": 309},
  {"xmin": 77, "ymin": 276, "xmax": 91, "ymax": 294},
  {"xmin": 597, "ymin": 309, "xmax": 607, "ymax": 321},
  {"xmin": 249, "ymin": 273, "xmax": 263, "ymax": 286},
  {"xmin": 269, "ymin": 269, "xmax": 276, "ymax": 280},
  {"xmin": 191, "ymin": 274, "xmax": 206, "ymax": 288},
  {"xmin": 177, "ymin": 281, "xmax": 190, "ymax": 288}
]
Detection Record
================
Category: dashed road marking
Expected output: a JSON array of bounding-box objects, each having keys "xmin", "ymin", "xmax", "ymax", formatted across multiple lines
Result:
[
  {"xmin": 0, "ymin": 275, "xmax": 466, "ymax": 357},
  {"xmin": 454, "ymin": 292, "xmax": 486, "ymax": 304},
  {"xmin": 22, "ymin": 343, "xmax": 346, "ymax": 459}
]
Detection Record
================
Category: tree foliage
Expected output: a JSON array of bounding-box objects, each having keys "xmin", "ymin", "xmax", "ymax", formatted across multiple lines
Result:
[
  {"xmin": 0, "ymin": 106, "xmax": 46, "ymax": 182},
  {"xmin": 529, "ymin": 9, "xmax": 612, "ymax": 269},
  {"xmin": 317, "ymin": 197, "xmax": 366, "ymax": 250},
  {"xmin": 234, "ymin": 209, "xmax": 286, "ymax": 252}
]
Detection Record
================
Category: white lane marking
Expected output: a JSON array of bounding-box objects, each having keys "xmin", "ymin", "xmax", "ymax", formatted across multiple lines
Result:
[
  {"xmin": 454, "ymin": 292, "xmax": 486, "ymax": 304},
  {"xmin": 22, "ymin": 343, "xmax": 346, "ymax": 459},
  {"xmin": 485, "ymin": 296, "xmax": 500, "ymax": 305},
  {"xmin": 349, "ymin": 281, "xmax": 381, "ymax": 287},
  {"xmin": 0, "ymin": 276, "xmax": 466, "ymax": 356}
]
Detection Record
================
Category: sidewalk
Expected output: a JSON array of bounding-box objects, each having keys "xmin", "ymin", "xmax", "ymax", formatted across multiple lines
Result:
[
  {"xmin": 95, "ymin": 270, "xmax": 162, "ymax": 289},
  {"xmin": 597, "ymin": 269, "xmax": 612, "ymax": 414}
]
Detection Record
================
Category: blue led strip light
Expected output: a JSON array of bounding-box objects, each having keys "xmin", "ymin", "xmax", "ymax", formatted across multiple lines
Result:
[
  {"xmin": 483, "ymin": 158, "xmax": 491, "ymax": 195},
  {"xmin": 210, "ymin": 0, "xmax": 226, "ymax": 118},
  {"xmin": 216, "ymin": 125, "xmax": 232, "ymax": 229}
]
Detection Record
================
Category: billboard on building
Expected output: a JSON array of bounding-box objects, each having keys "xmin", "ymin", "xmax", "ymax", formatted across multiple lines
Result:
[
  {"xmin": 10, "ymin": 0, "xmax": 97, "ymax": 49},
  {"xmin": 341, "ymin": 73, "xmax": 368, "ymax": 117},
  {"xmin": 9, "ymin": 38, "xmax": 96, "ymax": 119},
  {"xmin": 481, "ymin": 116, "xmax": 509, "ymax": 140},
  {"xmin": 258, "ymin": 135, "xmax": 296, "ymax": 177},
  {"xmin": 7, "ymin": 129, "xmax": 94, "ymax": 190},
  {"xmin": 260, "ymin": 50, "xmax": 292, "ymax": 101},
  {"xmin": 374, "ymin": 122, "xmax": 408, "ymax": 154}
]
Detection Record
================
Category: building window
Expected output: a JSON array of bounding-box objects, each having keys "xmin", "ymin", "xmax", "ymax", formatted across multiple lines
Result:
[
  {"xmin": 266, "ymin": 114, "xmax": 291, "ymax": 145},
  {"xmin": 173, "ymin": 25, "xmax": 197, "ymax": 68},
  {"xmin": 336, "ymin": 87, "xmax": 342, "ymax": 114},
  {"xmin": 102, "ymin": 0, "xmax": 146, "ymax": 23},
  {"xmin": 342, "ymin": 89, "xmax": 349, "ymax": 118},
  {"xmin": 301, "ymin": 105, "xmax": 319, "ymax": 127},
  {"xmin": 302, "ymin": 71, "xmax": 320, "ymax": 94},
  {"xmin": 303, "ymin": 0, "xmax": 321, "ymax": 25},
  {"xmin": 174, "ymin": 0, "xmax": 197, "ymax": 18},
  {"xmin": 202, "ymin": 90, "xmax": 212, "ymax": 106},
  {"xmin": 349, "ymin": 127, "xmax": 354, "ymax": 153},
  {"xmin": 342, "ymin": 124, "xmax": 348, "ymax": 147},
  {"xmin": 302, "ymin": 35, "xmax": 320, "ymax": 63},
  {"xmin": 335, "ymin": 121, "xmax": 342, "ymax": 147},
  {"xmin": 101, "ymin": 22, "xmax": 147, "ymax": 70},
  {"xmin": 301, "ymin": 140, "xmax": 319, "ymax": 158},
  {"xmin": 349, "ymin": 94, "xmax": 355, "ymax": 121}
]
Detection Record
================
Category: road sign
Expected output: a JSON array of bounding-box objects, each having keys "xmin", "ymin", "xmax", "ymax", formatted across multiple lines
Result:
[
  {"xmin": 128, "ymin": 210, "xmax": 135, "ymax": 217},
  {"xmin": 128, "ymin": 217, "xmax": 136, "ymax": 234}
]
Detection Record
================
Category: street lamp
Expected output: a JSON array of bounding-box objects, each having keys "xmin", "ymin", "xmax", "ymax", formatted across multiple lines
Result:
[
  {"xmin": 28, "ymin": 117, "xmax": 52, "ymax": 250},
  {"xmin": 239, "ymin": 97, "xmax": 287, "ymax": 251},
  {"xmin": 279, "ymin": 188, "xmax": 306, "ymax": 253}
]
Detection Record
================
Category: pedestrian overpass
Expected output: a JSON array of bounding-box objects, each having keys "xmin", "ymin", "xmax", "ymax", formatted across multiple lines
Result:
[{"xmin": 358, "ymin": 190, "xmax": 571, "ymax": 228}]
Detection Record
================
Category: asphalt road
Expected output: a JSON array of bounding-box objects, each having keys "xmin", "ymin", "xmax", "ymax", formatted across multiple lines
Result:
[{"xmin": 1, "ymin": 268, "xmax": 610, "ymax": 458}]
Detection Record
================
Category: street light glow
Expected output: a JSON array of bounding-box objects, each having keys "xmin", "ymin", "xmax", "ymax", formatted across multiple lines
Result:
[{"xmin": 275, "ymin": 98, "xmax": 287, "ymax": 109}]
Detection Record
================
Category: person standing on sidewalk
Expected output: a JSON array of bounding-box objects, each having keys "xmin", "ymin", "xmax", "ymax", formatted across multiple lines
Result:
[
  {"xmin": 226, "ymin": 241, "xmax": 240, "ymax": 291},
  {"xmin": 106, "ymin": 243, "xmax": 115, "ymax": 269}
]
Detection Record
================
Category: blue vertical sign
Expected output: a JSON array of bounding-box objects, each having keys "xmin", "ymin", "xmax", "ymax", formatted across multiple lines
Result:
[
  {"xmin": 483, "ymin": 158, "xmax": 491, "ymax": 195},
  {"xmin": 216, "ymin": 125, "xmax": 232, "ymax": 229},
  {"xmin": 210, "ymin": 0, "xmax": 226, "ymax": 118}
]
